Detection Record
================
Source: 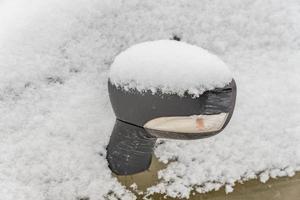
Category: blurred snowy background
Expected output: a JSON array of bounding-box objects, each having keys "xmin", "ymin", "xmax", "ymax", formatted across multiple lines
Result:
[{"xmin": 0, "ymin": 0, "xmax": 300, "ymax": 199}]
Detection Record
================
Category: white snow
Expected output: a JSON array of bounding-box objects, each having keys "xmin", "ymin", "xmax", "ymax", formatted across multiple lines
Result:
[
  {"xmin": 1, "ymin": 0, "xmax": 300, "ymax": 199},
  {"xmin": 109, "ymin": 40, "xmax": 232, "ymax": 96}
]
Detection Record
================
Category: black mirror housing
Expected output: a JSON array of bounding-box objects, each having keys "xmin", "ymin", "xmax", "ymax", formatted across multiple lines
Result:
[
  {"xmin": 107, "ymin": 79, "xmax": 236, "ymax": 175},
  {"xmin": 108, "ymin": 79, "xmax": 236, "ymax": 139}
]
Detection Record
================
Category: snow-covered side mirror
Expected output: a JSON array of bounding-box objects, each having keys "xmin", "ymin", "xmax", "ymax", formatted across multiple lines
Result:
[{"xmin": 106, "ymin": 40, "xmax": 237, "ymax": 175}]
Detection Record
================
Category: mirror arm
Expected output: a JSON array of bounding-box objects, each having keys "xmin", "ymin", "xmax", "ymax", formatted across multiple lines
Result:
[{"xmin": 106, "ymin": 120, "xmax": 157, "ymax": 175}]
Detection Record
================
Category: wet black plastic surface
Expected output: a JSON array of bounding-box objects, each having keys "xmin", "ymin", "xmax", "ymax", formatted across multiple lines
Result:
[
  {"xmin": 108, "ymin": 79, "xmax": 236, "ymax": 136},
  {"xmin": 107, "ymin": 120, "xmax": 157, "ymax": 175},
  {"xmin": 107, "ymin": 80, "xmax": 236, "ymax": 174}
]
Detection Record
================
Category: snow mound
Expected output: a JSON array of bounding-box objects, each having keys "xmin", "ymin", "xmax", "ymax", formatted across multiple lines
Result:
[{"xmin": 109, "ymin": 40, "xmax": 232, "ymax": 96}]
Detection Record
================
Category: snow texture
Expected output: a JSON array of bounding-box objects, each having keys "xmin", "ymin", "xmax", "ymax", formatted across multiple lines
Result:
[
  {"xmin": 109, "ymin": 40, "xmax": 232, "ymax": 96},
  {"xmin": 0, "ymin": 0, "xmax": 300, "ymax": 199}
]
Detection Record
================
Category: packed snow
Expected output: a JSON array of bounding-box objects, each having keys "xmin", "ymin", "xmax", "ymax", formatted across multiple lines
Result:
[
  {"xmin": 0, "ymin": 0, "xmax": 300, "ymax": 200},
  {"xmin": 109, "ymin": 40, "xmax": 232, "ymax": 96}
]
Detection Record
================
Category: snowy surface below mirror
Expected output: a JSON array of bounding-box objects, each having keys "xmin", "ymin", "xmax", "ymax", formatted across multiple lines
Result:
[{"xmin": 0, "ymin": 0, "xmax": 300, "ymax": 200}]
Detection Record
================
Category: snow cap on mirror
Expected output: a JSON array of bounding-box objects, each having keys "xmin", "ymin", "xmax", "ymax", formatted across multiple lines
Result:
[{"xmin": 109, "ymin": 40, "xmax": 233, "ymax": 97}]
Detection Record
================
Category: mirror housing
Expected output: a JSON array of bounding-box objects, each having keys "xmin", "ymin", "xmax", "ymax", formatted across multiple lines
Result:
[
  {"xmin": 107, "ymin": 79, "xmax": 236, "ymax": 175},
  {"xmin": 108, "ymin": 79, "xmax": 236, "ymax": 140}
]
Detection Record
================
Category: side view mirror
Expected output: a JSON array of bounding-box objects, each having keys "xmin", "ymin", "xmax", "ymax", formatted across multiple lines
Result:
[{"xmin": 106, "ymin": 40, "xmax": 237, "ymax": 175}]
